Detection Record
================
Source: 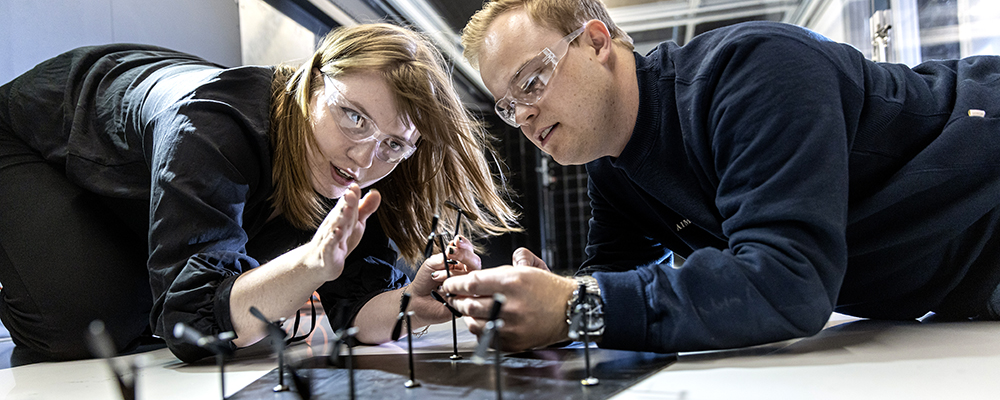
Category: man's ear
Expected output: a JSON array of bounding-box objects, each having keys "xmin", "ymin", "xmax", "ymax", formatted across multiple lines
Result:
[{"xmin": 582, "ymin": 19, "xmax": 614, "ymax": 63}]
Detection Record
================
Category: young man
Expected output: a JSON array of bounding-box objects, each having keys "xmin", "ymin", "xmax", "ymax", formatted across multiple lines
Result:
[{"xmin": 442, "ymin": 0, "xmax": 1000, "ymax": 354}]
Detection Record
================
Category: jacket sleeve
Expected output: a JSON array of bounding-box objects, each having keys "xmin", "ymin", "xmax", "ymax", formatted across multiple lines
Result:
[
  {"xmin": 144, "ymin": 100, "xmax": 269, "ymax": 362},
  {"xmin": 591, "ymin": 31, "xmax": 857, "ymax": 353}
]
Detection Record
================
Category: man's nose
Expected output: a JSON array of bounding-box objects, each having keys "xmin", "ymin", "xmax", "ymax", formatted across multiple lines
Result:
[{"xmin": 513, "ymin": 102, "xmax": 538, "ymax": 127}]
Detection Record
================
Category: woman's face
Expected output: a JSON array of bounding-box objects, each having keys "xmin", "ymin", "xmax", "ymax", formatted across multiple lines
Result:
[{"xmin": 306, "ymin": 70, "xmax": 420, "ymax": 199}]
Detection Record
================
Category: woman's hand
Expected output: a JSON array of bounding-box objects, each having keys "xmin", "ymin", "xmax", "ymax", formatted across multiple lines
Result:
[
  {"xmin": 407, "ymin": 235, "xmax": 481, "ymax": 324},
  {"xmin": 302, "ymin": 183, "xmax": 381, "ymax": 282},
  {"xmin": 345, "ymin": 188, "xmax": 380, "ymax": 255},
  {"xmin": 230, "ymin": 184, "xmax": 379, "ymax": 347}
]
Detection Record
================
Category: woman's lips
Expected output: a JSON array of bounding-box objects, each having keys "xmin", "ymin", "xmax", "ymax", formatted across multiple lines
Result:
[{"xmin": 330, "ymin": 164, "xmax": 355, "ymax": 186}]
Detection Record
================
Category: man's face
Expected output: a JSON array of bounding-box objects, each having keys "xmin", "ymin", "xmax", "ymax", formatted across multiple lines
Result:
[{"xmin": 479, "ymin": 10, "xmax": 614, "ymax": 165}]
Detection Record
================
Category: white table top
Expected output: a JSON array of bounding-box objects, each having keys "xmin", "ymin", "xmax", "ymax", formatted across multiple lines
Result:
[
  {"xmin": 2, "ymin": 313, "xmax": 998, "ymax": 399},
  {"xmin": 618, "ymin": 315, "xmax": 1000, "ymax": 399}
]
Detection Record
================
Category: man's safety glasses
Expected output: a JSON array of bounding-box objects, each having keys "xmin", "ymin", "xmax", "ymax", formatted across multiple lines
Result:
[{"xmin": 493, "ymin": 26, "xmax": 585, "ymax": 128}]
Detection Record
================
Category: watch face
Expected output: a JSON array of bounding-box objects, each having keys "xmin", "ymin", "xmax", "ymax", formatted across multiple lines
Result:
[
  {"xmin": 582, "ymin": 297, "xmax": 604, "ymax": 331},
  {"xmin": 573, "ymin": 297, "xmax": 604, "ymax": 332},
  {"xmin": 568, "ymin": 277, "xmax": 604, "ymax": 337}
]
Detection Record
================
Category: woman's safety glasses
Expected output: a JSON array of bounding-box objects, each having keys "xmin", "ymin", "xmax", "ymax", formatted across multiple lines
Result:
[{"xmin": 323, "ymin": 75, "xmax": 418, "ymax": 163}]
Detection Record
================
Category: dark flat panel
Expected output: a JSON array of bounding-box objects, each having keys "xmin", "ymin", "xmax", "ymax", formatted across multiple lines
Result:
[
  {"xmin": 231, "ymin": 348, "xmax": 677, "ymax": 399},
  {"xmin": 423, "ymin": 0, "xmax": 485, "ymax": 34},
  {"xmin": 263, "ymin": 0, "xmax": 340, "ymax": 35},
  {"xmin": 694, "ymin": 12, "xmax": 785, "ymax": 36}
]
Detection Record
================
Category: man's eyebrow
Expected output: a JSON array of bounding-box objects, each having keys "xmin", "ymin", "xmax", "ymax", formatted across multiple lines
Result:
[{"xmin": 507, "ymin": 51, "xmax": 540, "ymax": 88}]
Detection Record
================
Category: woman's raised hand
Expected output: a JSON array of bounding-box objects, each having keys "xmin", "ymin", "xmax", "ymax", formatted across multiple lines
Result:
[{"xmin": 304, "ymin": 183, "xmax": 381, "ymax": 282}]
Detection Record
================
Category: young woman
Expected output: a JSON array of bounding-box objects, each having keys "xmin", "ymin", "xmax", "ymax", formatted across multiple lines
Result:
[{"xmin": 0, "ymin": 23, "xmax": 519, "ymax": 363}]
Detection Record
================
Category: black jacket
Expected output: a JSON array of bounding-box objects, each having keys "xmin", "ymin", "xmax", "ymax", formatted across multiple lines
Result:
[{"xmin": 1, "ymin": 44, "xmax": 407, "ymax": 362}]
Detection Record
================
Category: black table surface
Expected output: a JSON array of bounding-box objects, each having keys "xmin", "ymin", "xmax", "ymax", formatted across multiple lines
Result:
[{"xmin": 230, "ymin": 347, "xmax": 677, "ymax": 400}]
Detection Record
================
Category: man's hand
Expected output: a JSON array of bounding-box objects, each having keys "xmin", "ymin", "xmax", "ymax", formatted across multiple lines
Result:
[
  {"xmin": 441, "ymin": 264, "xmax": 577, "ymax": 351},
  {"xmin": 512, "ymin": 247, "xmax": 549, "ymax": 270}
]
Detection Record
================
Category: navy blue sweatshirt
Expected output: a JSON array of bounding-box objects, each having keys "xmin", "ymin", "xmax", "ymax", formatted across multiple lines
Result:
[{"xmin": 582, "ymin": 22, "xmax": 1000, "ymax": 353}]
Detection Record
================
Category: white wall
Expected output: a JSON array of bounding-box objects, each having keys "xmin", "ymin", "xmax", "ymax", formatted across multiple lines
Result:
[
  {"xmin": 959, "ymin": 0, "xmax": 1000, "ymax": 56},
  {"xmin": 238, "ymin": 0, "xmax": 317, "ymax": 67},
  {"xmin": 0, "ymin": 0, "xmax": 241, "ymax": 84},
  {"xmin": 806, "ymin": 0, "xmax": 848, "ymax": 44}
]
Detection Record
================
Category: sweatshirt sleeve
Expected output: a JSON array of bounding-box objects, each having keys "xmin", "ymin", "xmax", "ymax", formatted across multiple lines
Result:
[{"xmin": 592, "ymin": 28, "xmax": 859, "ymax": 353}]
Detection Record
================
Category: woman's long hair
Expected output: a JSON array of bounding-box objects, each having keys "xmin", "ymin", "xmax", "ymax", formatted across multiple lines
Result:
[{"xmin": 269, "ymin": 23, "xmax": 520, "ymax": 265}]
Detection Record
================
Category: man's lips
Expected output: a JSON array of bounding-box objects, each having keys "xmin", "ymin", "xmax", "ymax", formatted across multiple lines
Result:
[{"xmin": 538, "ymin": 123, "xmax": 557, "ymax": 144}]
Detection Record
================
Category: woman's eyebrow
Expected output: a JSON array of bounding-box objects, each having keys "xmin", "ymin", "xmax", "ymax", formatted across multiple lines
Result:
[{"xmin": 339, "ymin": 95, "xmax": 374, "ymax": 121}]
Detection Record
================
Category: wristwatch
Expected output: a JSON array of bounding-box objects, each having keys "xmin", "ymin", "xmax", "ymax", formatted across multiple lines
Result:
[{"xmin": 566, "ymin": 275, "xmax": 605, "ymax": 339}]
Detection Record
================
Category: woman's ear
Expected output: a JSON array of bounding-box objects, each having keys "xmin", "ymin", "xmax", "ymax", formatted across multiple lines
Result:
[
  {"xmin": 308, "ymin": 68, "xmax": 323, "ymax": 96},
  {"xmin": 583, "ymin": 19, "xmax": 614, "ymax": 63}
]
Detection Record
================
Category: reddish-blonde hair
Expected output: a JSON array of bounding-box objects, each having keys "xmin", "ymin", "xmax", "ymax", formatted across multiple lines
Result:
[{"xmin": 270, "ymin": 23, "xmax": 521, "ymax": 265}]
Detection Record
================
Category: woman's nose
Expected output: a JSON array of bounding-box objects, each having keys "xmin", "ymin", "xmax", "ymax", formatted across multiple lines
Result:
[{"xmin": 346, "ymin": 139, "xmax": 378, "ymax": 169}]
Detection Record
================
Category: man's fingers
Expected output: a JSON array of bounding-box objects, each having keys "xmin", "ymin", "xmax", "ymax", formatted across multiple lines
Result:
[
  {"xmin": 452, "ymin": 297, "xmax": 496, "ymax": 320},
  {"xmin": 441, "ymin": 267, "xmax": 511, "ymax": 297},
  {"xmin": 512, "ymin": 247, "xmax": 533, "ymax": 266},
  {"xmin": 463, "ymin": 316, "xmax": 486, "ymax": 336},
  {"xmin": 512, "ymin": 247, "xmax": 548, "ymax": 271}
]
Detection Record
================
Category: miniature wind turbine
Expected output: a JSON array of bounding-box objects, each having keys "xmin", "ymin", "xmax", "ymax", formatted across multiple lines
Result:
[
  {"xmin": 568, "ymin": 283, "xmax": 600, "ymax": 386},
  {"xmin": 172, "ymin": 322, "xmax": 235, "ymax": 400},
  {"xmin": 85, "ymin": 320, "xmax": 138, "ymax": 400},
  {"xmin": 472, "ymin": 293, "xmax": 507, "ymax": 400}
]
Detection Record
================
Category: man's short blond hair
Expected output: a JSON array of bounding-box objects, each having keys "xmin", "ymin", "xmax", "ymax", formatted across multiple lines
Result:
[{"xmin": 461, "ymin": 0, "xmax": 634, "ymax": 69}]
